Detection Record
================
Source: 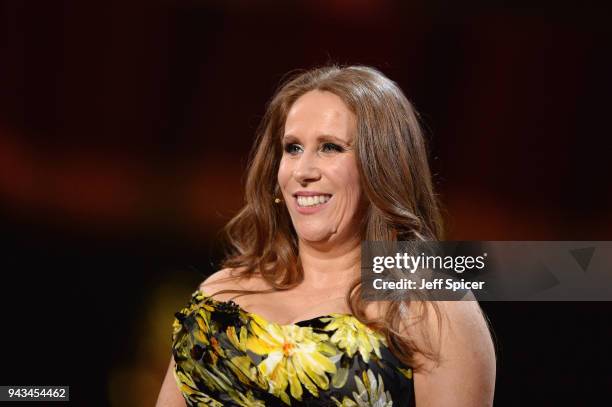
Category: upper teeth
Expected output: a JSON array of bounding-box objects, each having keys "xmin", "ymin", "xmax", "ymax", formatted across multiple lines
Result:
[{"xmin": 297, "ymin": 195, "xmax": 331, "ymax": 207}]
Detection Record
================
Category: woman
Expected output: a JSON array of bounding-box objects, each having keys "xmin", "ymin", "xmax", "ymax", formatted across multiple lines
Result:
[{"xmin": 156, "ymin": 65, "xmax": 495, "ymax": 406}]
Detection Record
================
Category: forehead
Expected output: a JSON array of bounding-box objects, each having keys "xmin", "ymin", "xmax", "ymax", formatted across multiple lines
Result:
[{"xmin": 284, "ymin": 90, "xmax": 356, "ymax": 140}]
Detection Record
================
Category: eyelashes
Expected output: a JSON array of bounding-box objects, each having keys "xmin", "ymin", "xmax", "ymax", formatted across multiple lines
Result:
[
  {"xmin": 283, "ymin": 143, "xmax": 302, "ymax": 154},
  {"xmin": 283, "ymin": 142, "xmax": 346, "ymax": 155},
  {"xmin": 322, "ymin": 143, "xmax": 346, "ymax": 153}
]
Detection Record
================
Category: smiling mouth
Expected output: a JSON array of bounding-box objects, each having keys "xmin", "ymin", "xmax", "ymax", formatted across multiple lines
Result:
[{"xmin": 295, "ymin": 194, "xmax": 332, "ymax": 208}]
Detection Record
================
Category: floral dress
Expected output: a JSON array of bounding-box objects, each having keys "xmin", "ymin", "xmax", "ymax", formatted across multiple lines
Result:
[{"xmin": 172, "ymin": 290, "xmax": 415, "ymax": 406}]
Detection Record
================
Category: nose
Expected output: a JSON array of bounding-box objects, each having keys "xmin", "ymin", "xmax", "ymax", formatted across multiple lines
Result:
[{"xmin": 293, "ymin": 151, "xmax": 321, "ymax": 185}]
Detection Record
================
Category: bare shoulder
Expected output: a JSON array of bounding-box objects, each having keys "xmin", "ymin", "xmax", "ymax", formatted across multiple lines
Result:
[
  {"xmin": 409, "ymin": 299, "xmax": 496, "ymax": 406},
  {"xmin": 198, "ymin": 268, "xmax": 241, "ymax": 297},
  {"xmin": 426, "ymin": 300, "xmax": 494, "ymax": 349},
  {"xmin": 198, "ymin": 267, "xmax": 269, "ymax": 301},
  {"xmin": 199, "ymin": 268, "xmax": 235, "ymax": 290}
]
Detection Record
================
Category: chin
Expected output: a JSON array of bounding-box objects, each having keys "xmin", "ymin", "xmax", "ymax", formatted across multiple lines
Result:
[{"xmin": 296, "ymin": 229, "xmax": 334, "ymax": 243}]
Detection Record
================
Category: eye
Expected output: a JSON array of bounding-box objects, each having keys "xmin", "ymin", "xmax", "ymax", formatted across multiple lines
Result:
[
  {"xmin": 283, "ymin": 143, "xmax": 302, "ymax": 155},
  {"xmin": 321, "ymin": 143, "xmax": 345, "ymax": 153}
]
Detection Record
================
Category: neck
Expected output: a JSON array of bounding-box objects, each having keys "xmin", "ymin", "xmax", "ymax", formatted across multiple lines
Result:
[{"xmin": 297, "ymin": 235, "xmax": 362, "ymax": 291}]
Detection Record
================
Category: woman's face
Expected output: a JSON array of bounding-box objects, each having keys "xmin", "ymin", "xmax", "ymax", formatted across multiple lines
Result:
[{"xmin": 278, "ymin": 90, "xmax": 365, "ymax": 245}]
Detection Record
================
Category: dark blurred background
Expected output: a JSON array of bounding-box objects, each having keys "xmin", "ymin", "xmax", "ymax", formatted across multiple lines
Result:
[{"xmin": 1, "ymin": 0, "xmax": 611, "ymax": 405}]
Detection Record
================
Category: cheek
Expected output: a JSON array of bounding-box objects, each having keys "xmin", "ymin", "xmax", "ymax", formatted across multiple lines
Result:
[
  {"xmin": 277, "ymin": 158, "xmax": 291, "ymax": 185},
  {"xmin": 331, "ymin": 160, "xmax": 361, "ymax": 201}
]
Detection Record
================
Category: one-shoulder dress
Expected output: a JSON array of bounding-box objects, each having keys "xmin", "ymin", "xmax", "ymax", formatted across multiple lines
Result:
[{"xmin": 171, "ymin": 290, "xmax": 415, "ymax": 406}]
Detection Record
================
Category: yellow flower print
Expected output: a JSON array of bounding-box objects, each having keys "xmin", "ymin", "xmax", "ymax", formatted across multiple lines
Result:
[
  {"xmin": 192, "ymin": 290, "xmax": 216, "ymax": 313},
  {"xmin": 397, "ymin": 366, "xmax": 413, "ymax": 380},
  {"xmin": 230, "ymin": 389, "xmax": 267, "ymax": 407},
  {"xmin": 225, "ymin": 326, "xmax": 269, "ymax": 390},
  {"xmin": 246, "ymin": 314, "xmax": 338, "ymax": 404},
  {"xmin": 331, "ymin": 369, "xmax": 393, "ymax": 407},
  {"xmin": 209, "ymin": 337, "xmax": 226, "ymax": 358},
  {"xmin": 174, "ymin": 293, "xmax": 215, "ymax": 340},
  {"xmin": 226, "ymin": 355, "xmax": 257, "ymax": 385},
  {"xmin": 321, "ymin": 314, "xmax": 387, "ymax": 363},
  {"xmin": 173, "ymin": 368, "xmax": 224, "ymax": 407},
  {"xmin": 227, "ymin": 325, "xmax": 249, "ymax": 352},
  {"xmin": 172, "ymin": 317, "xmax": 182, "ymax": 337}
]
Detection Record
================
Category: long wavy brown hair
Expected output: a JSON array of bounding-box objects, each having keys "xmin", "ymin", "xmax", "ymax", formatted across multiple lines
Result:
[{"xmin": 212, "ymin": 65, "xmax": 444, "ymax": 369}]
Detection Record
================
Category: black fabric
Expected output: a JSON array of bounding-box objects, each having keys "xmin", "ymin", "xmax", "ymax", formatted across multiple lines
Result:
[{"xmin": 172, "ymin": 290, "xmax": 415, "ymax": 406}]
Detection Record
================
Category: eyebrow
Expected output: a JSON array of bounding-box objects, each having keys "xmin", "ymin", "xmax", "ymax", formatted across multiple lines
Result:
[{"xmin": 282, "ymin": 134, "xmax": 353, "ymax": 145}]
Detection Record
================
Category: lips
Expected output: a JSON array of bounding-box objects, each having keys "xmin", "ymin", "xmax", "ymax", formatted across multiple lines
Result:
[{"xmin": 293, "ymin": 191, "xmax": 331, "ymax": 197}]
